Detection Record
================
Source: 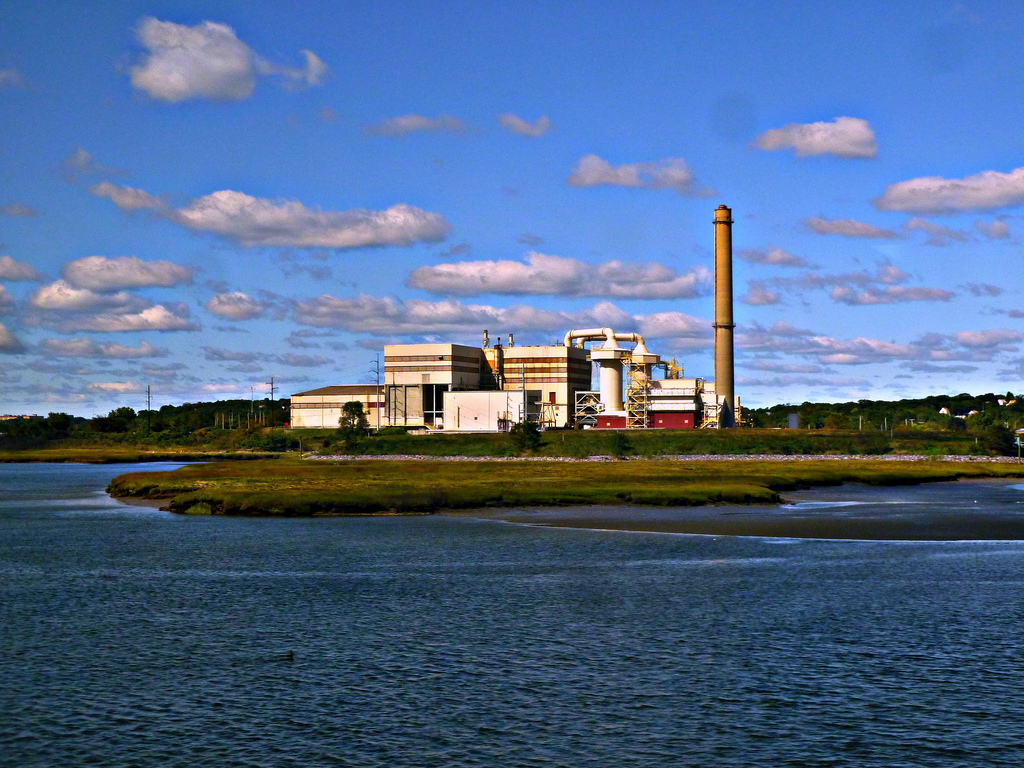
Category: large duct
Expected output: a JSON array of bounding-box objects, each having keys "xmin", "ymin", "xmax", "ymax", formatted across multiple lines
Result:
[{"xmin": 713, "ymin": 204, "xmax": 735, "ymax": 428}]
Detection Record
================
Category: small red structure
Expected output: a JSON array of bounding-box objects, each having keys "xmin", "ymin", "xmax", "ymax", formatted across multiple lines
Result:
[
  {"xmin": 651, "ymin": 412, "xmax": 695, "ymax": 429},
  {"xmin": 594, "ymin": 412, "xmax": 696, "ymax": 429}
]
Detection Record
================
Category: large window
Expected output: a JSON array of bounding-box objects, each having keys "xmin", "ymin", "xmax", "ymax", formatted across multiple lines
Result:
[{"xmin": 422, "ymin": 384, "xmax": 449, "ymax": 426}]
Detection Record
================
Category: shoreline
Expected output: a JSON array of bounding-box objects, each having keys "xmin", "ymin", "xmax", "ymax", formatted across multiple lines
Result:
[
  {"xmin": 452, "ymin": 478, "xmax": 1024, "ymax": 541},
  {"xmin": 104, "ymin": 456, "xmax": 1024, "ymax": 519},
  {"xmin": 311, "ymin": 453, "xmax": 1022, "ymax": 463}
]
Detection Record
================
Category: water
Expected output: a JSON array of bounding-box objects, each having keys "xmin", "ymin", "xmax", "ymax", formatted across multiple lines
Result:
[{"xmin": 4, "ymin": 464, "xmax": 1024, "ymax": 766}]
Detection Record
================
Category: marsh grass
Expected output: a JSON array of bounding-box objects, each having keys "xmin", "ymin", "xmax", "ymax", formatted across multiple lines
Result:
[
  {"xmin": 107, "ymin": 457, "xmax": 1024, "ymax": 517},
  {"xmin": 0, "ymin": 448, "xmax": 280, "ymax": 464}
]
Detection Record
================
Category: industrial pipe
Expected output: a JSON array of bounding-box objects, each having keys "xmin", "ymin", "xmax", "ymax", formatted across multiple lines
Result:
[
  {"xmin": 562, "ymin": 327, "xmax": 661, "ymax": 413},
  {"xmin": 563, "ymin": 327, "xmax": 618, "ymax": 348}
]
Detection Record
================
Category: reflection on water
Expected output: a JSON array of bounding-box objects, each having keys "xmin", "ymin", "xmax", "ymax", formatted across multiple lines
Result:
[{"xmin": 4, "ymin": 463, "xmax": 1024, "ymax": 766}]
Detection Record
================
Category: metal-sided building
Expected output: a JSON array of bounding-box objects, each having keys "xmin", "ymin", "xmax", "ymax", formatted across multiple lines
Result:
[{"xmin": 289, "ymin": 385, "xmax": 384, "ymax": 429}]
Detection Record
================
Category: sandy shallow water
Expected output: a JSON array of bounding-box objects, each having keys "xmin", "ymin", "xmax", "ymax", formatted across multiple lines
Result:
[{"xmin": 454, "ymin": 479, "xmax": 1024, "ymax": 541}]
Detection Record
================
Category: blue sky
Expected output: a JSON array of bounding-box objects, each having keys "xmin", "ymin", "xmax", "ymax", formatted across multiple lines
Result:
[{"xmin": 2, "ymin": 1, "xmax": 1023, "ymax": 416}]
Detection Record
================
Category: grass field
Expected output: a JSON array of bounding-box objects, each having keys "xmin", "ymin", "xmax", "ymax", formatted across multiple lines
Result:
[{"xmin": 106, "ymin": 457, "xmax": 1024, "ymax": 517}]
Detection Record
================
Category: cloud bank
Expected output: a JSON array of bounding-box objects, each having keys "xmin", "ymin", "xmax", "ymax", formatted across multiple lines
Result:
[
  {"xmin": 498, "ymin": 114, "xmax": 552, "ymax": 137},
  {"xmin": 804, "ymin": 216, "xmax": 901, "ymax": 239},
  {"xmin": 408, "ymin": 252, "xmax": 711, "ymax": 299},
  {"xmin": 0, "ymin": 322, "xmax": 25, "ymax": 353},
  {"xmin": 364, "ymin": 114, "xmax": 465, "ymax": 137},
  {"xmin": 62, "ymin": 256, "xmax": 192, "ymax": 290},
  {"xmin": 292, "ymin": 294, "xmax": 711, "ymax": 345},
  {"xmin": 91, "ymin": 183, "xmax": 451, "ymax": 249},
  {"xmin": 0, "ymin": 255, "xmax": 43, "ymax": 281},
  {"xmin": 737, "ymin": 246, "xmax": 807, "ymax": 267},
  {"xmin": 567, "ymin": 155, "xmax": 711, "ymax": 197},
  {"xmin": 129, "ymin": 18, "xmax": 327, "ymax": 102},
  {"xmin": 875, "ymin": 166, "xmax": 1024, "ymax": 215},
  {"xmin": 41, "ymin": 338, "xmax": 168, "ymax": 358},
  {"xmin": 206, "ymin": 292, "xmax": 267, "ymax": 320},
  {"xmin": 754, "ymin": 117, "xmax": 878, "ymax": 158}
]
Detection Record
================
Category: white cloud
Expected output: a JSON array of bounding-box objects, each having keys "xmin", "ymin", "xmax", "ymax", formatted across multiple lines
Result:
[
  {"xmin": 804, "ymin": 216, "xmax": 901, "ymax": 239},
  {"xmin": 0, "ymin": 321, "xmax": 25, "ymax": 353},
  {"xmin": 903, "ymin": 217, "xmax": 970, "ymax": 246},
  {"xmin": 30, "ymin": 280, "xmax": 145, "ymax": 312},
  {"xmin": 0, "ymin": 255, "xmax": 43, "ymax": 281},
  {"xmin": 740, "ymin": 283, "xmax": 781, "ymax": 305},
  {"xmin": 206, "ymin": 292, "xmax": 266, "ymax": 320},
  {"xmin": 964, "ymin": 283, "xmax": 1003, "ymax": 297},
  {"xmin": 875, "ymin": 264, "xmax": 911, "ymax": 285},
  {"xmin": 129, "ymin": 18, "xmax": 327, "ymax": 102},
  {"xmin": 0, "ymin": 285, "xmax": 13, "ymax": 314},
  {"xmin": 90, "ymin": 182, "xmax": 165, "ymax": 212},
  {"xmin": 257, "ymin": 50, "xmax": 328, "ymax": 89},
  {"xmin": 41, "ymin": 338, "xmax": 168, "ymax": 358},
  {"xmin": 292, "ymin": 293, "xmax": 710, "ymax": 344},
  {"xmin": 954, "ymin": 329, "xmax": 1023, "ymax": 348},
  {"xmin": 567, "ymin": 155, "xmax": 712, "ymax": 197},
  {"xmin": 407, "ymin": 252, "xmax": 711, "ymax": 299},
  {"xmin": 41, "ymin": 305, "xmax": 197, "ymax": 333},
  {"xmin": 738, "ymin": 321, "xmax": 1021, "ymax": 366},
  {"xmin": 88, "ymin": 382, "xmax": 145, "ymax": 394},
  {"xmin": 281, "ymin": 353, "xmax": 329, "ymax": 367},
  {"xmin": 754, "ymin": 117, "xmax": 878, "ymax": 159},
  {"xmin": 61, "ymin": 148, "xmax": 129, "ymax": 183},
  {"xmin": 0, "ymin": 68, "xmax": 27, "ymax": 89},
  {"xmin": 874, "ymin": 166, "xmax": 1024, "ymax": 215},
  {"xmin": 974, "ymin": 219, "xmax": 1010, "ymax": 239},
  {"xmin": 764, "ymin": 263, "xmax": 953, "ymax": 305},
  {"xmin": 498, "ymin": 114, "xmax": 552, "ymax": 137},
  {"xmin": 364, "ymin": 114, "xmax": 465, "ymax": 137},
  {"xmin": 830, "ymin": 285, "xmax": 955, "ymax": 305},
  {"xmin": 736, "ymin": 246, "xmax": 807, "ymax": 267},
  {"xmin": 62, "ymin": 256, "xmax": 192, "ymax": 290},
  {"xmin": 1, "ymin": 202, "xmax": 36, "ymax": 217},
  {"xmin": 201, "ymin": 383, "xmax": 248, "ymax": 394},
  {"xmin": 92, "ymin": 183, "xmax": 451, "ymax": 249}
]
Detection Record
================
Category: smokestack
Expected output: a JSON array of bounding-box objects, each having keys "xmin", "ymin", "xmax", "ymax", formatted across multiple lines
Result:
[{"xmin": 713, "ymin": 204, "xmax": 735, "ymax": 428}]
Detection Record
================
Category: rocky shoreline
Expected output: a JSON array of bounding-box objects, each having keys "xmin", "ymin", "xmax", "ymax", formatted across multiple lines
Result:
[{"xmin": 310, "ymin": 453, "xmax": 1022, "ymax": 463}]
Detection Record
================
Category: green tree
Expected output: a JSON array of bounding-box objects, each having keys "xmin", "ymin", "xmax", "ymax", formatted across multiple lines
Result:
[
  {"xmin": 508, "ymin": 420, "xmax": 542, "ymax": 454},
  {"xmin": 981, "ymin": 425, "xmax": 1015, "ymax": 456},
  {"xmin": 338, "ymin": 402, "xmax": 370, "ymax": 452},
  {"xmin": 606, "ymin": 431, "xmax": 633, "ymax": 458},
  {"xmin": 823, "ymin": 413, "xmax": 851, "ymax": 431}
]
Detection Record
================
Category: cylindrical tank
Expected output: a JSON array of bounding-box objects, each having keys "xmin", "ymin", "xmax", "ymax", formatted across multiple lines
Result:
[
  {"xmin": 713, "ymin": 204, "xmax": 735, "ymax": 428},
  {"xmin": 598, "ymin": 361, "xmax": 624, "ymax": 411}
]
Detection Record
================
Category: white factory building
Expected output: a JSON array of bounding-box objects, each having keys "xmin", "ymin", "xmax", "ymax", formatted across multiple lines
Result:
[
  {"xmin": 291, "ymin": 204, "xmax": 742, "ymax": 432},
  {"xmin": 290, "ymin": 328, "xmax": 738, "ymax": 432}
]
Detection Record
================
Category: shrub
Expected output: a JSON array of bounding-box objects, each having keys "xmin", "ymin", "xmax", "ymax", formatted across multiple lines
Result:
[
  {"xmin": 509, "ymin": 421, "xmax": 542, "ymax": 454},
  {"xmin": 606, "ymin": 431, "xmax": 633, "ymax": 458}
]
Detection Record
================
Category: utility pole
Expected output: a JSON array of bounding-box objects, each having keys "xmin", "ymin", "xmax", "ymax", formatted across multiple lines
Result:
[
  {"xmin": 522, "ymin": 361, "xmax": 527, "ymax": 423},
  {"xmin": 374, "ymin": 355, "xmax": 381, "ymax": 432},
  {"xmin": 268, "ymin": 377, "xmax": 275, "ymax": 427},
  {"xmin": 146, "ymin": 385, "xmax": 151, "ymax": 431}
]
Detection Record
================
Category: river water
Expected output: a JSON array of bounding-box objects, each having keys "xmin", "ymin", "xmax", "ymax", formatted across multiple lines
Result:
[{"xmin": 3, "ymin": 463, "xmax": 1024, "ymax": 767}]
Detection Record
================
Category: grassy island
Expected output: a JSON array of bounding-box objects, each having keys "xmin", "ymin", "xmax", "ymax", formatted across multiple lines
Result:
[{"xmin": 107, "ymin": 457, "xmax": 1024, "ymax": 517}]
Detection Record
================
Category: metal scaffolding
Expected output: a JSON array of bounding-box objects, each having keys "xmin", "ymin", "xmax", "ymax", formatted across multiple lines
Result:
[
  {"xmin": 573, "ymin": 390, "xmax": 603, "ymax": 428},
  {"xmin": 624, "ymin": 355, "xmax": 649, "ymax": 429}
]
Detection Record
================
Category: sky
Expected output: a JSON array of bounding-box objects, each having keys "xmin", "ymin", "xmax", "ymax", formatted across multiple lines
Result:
[{"xmin": 2, "ymin": 1, "xmax": 1023, "ymax": 417}]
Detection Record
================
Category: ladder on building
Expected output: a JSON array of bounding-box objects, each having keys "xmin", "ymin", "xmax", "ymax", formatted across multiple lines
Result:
[
  {"xmin": 624, "ymin": 355, "xmax": 649, "ymax": 429},
  {"xmin": 701, "ymin": 400, "xmax": 720, "ymax": 429}
]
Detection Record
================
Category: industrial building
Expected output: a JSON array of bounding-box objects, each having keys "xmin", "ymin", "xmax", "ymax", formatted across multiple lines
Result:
[{"xmin": 290, "ymin": 205, "xmax": 740, "ymax": 431}]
